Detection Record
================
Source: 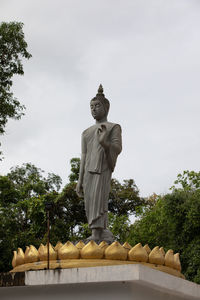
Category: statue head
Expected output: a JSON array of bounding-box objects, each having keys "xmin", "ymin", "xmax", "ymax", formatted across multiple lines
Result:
[{"xmin": 90, "ymin": 85, "xmax": 110, "ymax": 120}]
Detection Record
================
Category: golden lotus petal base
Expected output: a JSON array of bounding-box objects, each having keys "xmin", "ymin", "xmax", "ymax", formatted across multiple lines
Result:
[
  {"xmin": 11, "ymin": 241, "xmax": 184, "ymax": 279},
  {"xmin": 10, "ymin": 259, "xmax": 184, "ymax": 279}
]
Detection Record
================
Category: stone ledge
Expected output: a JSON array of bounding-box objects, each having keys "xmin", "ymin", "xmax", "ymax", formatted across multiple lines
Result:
[
  {"xmin": 24, "ymin": 264, "xmax": 200, "ymax": 299},
  {"xmin": 10, "ymin": 258, "xmax": 184, "ymax": 278},
  {"xmin": 1, "ymin": 264, "xmax": 200, "ymax": 300}
]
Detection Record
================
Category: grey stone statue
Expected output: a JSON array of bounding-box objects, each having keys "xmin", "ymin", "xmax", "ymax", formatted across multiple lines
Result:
[{"xmin": 76, "ymin": 85, "xmax": 122, "ymax": 243}]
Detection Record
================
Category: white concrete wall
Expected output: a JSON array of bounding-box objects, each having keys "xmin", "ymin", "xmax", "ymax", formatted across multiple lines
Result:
[
  {"xmin": 0, "ymin": 281, "xmax": 188, "ymax": 300},
  {"xmin": 1, "ymin": 264, "xmax": 200, "ymax": 300}
]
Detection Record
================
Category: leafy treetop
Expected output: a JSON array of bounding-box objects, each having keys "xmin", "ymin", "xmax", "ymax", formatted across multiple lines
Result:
[
  {"xmin": 170, "ymin": 170, "xmax": 200, "ymax": 192},
  {"xmin": 0, "ymin": 21, "xmax": 32, "ymax": 154}
]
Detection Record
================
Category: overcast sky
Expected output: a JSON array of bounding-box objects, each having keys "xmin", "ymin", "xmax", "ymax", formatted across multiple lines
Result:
[{"xmin": 0, "ymin": 0, "xmax": 200, "ymax": 197}]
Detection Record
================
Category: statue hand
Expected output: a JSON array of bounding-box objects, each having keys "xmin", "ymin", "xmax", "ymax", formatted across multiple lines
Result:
[
  {"xmin": 76, "ymin": 181, "xmax": 84, "ymax": 197},
  {"xmin": 97, "ymin": 124, "xmax": 109, "ymax": 148}
]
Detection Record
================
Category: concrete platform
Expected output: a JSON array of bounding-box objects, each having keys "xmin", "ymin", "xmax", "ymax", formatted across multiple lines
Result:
[{"xmin": 1, "ymin": 264, "xmax": 200, "ymax": 300}]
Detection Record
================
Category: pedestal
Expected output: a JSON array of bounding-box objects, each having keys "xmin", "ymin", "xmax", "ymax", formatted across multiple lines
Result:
[{"xmin": 1, "ymin": 264, "xmax": 200, "ymax": 300}]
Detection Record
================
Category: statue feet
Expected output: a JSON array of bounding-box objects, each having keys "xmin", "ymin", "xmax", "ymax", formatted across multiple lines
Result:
[
  {"xmin": 86, "ymin": 228, "xmax": 102, "ymax": 243},
  {"xmin": 86, "ymin": 228, "xmax": 115, "ymax": 244},
  {"xmin": 85, "ymin": 235, "xmax": 99, "ymax": 243},
  {"xmin": 100, "ymin": 229, "xmax": 114, "ymax": 244}
]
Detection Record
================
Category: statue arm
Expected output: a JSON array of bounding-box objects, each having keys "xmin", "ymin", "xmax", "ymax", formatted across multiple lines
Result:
[
  {"xmin": 76, "ymin": 133, "xmax": 86, "ymax": 197},
  {"xmin": 105, "ymin": 124, "xmax": 122, "ymax": 171},
  {"xmin": 109, "ymin": 124, "xmax": 122, "ymax": 153},
  {"xmin": 98, "ymin": 124, "xmax": 122, "ymax": 172},
  {"xmin": 79, "ymin": 154, "xmax": 86, "ymax": 184}
]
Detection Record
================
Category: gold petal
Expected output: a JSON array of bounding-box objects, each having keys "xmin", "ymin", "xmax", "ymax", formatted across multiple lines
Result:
[
  {"xmin": 38, "ymin": 244, "xmax": 45, "ymax": 257},
  {"xmin": 128, "ymin": 243, "xmax": 148, "ymax": 262},
  {"xmin": 159, "ymin": 247, "xmax": 165, "ymax": 256},
  {"xmin": 58, "ymin": 241, "xmax": 79, "ymax": 259},
  {"xmin": 12, "ymin": 251, "xmax": 17, "ymax": 268},
  {"xmin": 149, "ymin": 246, "xmax": 165, "ymax": 265},
  {"xmin": 54, "ymin": 241, "xmax": 63, "ymax": 252},
  {"xmin": 99, "ymin": 241, "xmax": 109, "ymax": 250},
  {"xmin": 16, "ymin": 248, "xmax": 25, "ymax": 266},
  {"xmin": 39, "ymin": 243, "xmax": 57, "ymax": 261},
  {"xmin": 165, "ymin": 249, "xmax": 174, "ymax": 268},
  {"xmin": 49, "ymin": 243, "xmax": 57, "ymax": 260},
  {"xmin": 75, "ymin": 240, "xmax": 85, "ymax": 250},
  {"xmin": 25, "ymin": 245, "xmax": 39, "ymax": 263},
  {"xmin": 105, "ymin": 241, "xmax": 127, "ymax": 261},
  {"xmin": 174, "ymin": 253, "xmax": 181, "ymax": 271},
  {"xmin": 99, "ymin": 241, "xmax": 109, "ymax": 257},
  {"xmin": 143, "ymin": 244, "xmax": 151, "ymax": 255},
  {"xmin": 81, "ymin": 240, "xmax": 103, "ymax": 259},
  {"xmin": 122, "ymin": 242, "xmax": 132, "ymax": 252},
  {"xmin": 24, "ymin": 246, "xmax": 30, "ymax": 257}
]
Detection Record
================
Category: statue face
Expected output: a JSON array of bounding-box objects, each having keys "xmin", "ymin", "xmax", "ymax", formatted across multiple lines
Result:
[{"xmin": 90, "ymin": 99, "xmax": 106, "ymax": 120}]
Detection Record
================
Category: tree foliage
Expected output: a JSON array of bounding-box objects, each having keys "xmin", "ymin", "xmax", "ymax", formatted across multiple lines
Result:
[
  {"xmin": 68, "ymin": 157, "xmax": 80, "ymax": 183},
  {"xmin": 108, "ymin": 213, "xmax": 130, "ymax": 243},
  {"xmin": 170, "ymin": 170, "xmax": 200, "ymax": 192},
  {"xmin": 0, "ymin": 163, "xmax": 61, "ymax": 271},
  {"xmin": 64, "ymin": 158, "xmax": 143, "ymax": 240},
  {"xmin": 0, "ymin": 158, "xmax": 143, "ymax": 272},
  {"xmin": 0, "ymin": 21, "xmax": 31, "ymax": 157},
  {"xmin": 55, "ymin": 182, "xmax": 87, "ymax": 238},
  {"xmin": 68, "ymin": 157, "xmax": 144, "ymax": 217},
  {"xmin": 128, "ymin": 171, "xmax": 200, "ymax": 284},
  {"xmin": 0, "ymin": 161, "xmax": 88, "ymax": 271},
  {"xmin": 1, "ymin": 159, "xmax": 199, "ymax": 284},
  {"xmin": 109, "ymin": 178, "xmax": 144, "ymax": 216}
]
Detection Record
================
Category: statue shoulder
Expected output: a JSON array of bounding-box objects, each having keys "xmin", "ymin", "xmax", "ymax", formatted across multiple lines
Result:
[
  {"xmin": 82, "ymin": 124, "xmax": 96, "ymax": 136},
  {"xmin": 106, "ymin": 122, "xmax": 122, "ymax": 132}
]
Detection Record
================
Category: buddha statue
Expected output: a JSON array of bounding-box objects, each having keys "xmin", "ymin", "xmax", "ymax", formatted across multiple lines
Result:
[{"xmin": 76, "ymin": 85, "xmax": 122, "ymax": 243}]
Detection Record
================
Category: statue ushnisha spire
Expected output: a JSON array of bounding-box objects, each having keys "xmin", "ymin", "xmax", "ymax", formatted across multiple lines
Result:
[{"xmin": 97, "ymin": 84, "xmax": 104, "ymax": 95}]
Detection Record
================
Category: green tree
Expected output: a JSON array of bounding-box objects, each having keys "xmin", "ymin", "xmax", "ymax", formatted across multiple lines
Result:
[
  {"xmin": 68, "ymin": 157, "xmax": 80, "ymax": 183},
  {"xmin": 108, "ymin": 213, "xmax": 130, "ymax": 243},
  {"xmin": 0, "ymin": 158, "xmax": 143, "ymax": 272},
  {"xmin": 128, "ymin": 171, "xmax": 200, "ymax": 284},
  {"xmin": 109, "ymin": 178, "xmax": 144, "ymax": 216},
  {"xmin": 0, "ymin": 161, "xmax": 88, "ymax": 272},
  {"xmin": 0, "ymin": 22, "xmax": 31, "ymax": 157},
  {"xmin": 170, "ymin": 170, "xmax": 200, "ymax": 191},
  {"xmin": 67, "ymin": 157, "xmax": 144, "ymax": 241},
  {"xmin": 0, "ymin": 163, "xmax": 61, "ymax": 272},
  {"xmin": 68, "ymin": 158, "xmax": 144, "ymax": 217},
  {"xmin": 55, "ymin": 182, "xmax": 87, "ymax": 240},
  {"xmin": 66, "ymin": 157, "xmax": 144, "ymax": 241}
]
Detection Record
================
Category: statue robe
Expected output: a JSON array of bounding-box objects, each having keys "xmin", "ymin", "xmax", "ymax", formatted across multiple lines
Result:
[{"xmin": 82, "ymin": 122, "xmax": 122, "ymax": 229}]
